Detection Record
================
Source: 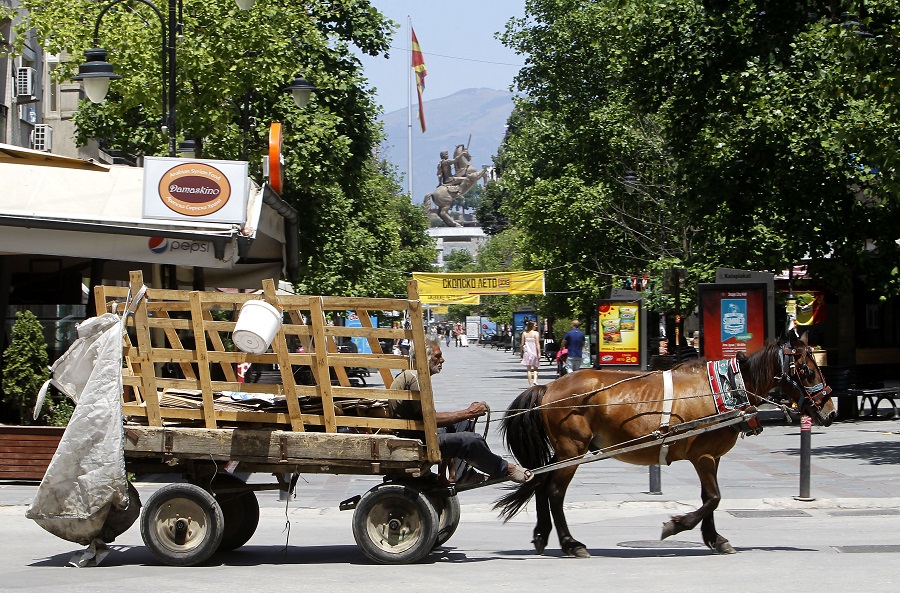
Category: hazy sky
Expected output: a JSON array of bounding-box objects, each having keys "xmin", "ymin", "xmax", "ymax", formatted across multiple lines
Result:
[{"xmin": 358, "ymin": 1, "xmax": 527, "ymax": 114}]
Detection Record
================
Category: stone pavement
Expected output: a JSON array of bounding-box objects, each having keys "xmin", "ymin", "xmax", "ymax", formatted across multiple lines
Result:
[{"xmin": 2, "ymin": 342, "xmax": 900, "ymax": 591}]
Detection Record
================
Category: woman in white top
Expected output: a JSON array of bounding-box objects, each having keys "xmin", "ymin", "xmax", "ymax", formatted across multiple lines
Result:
[{"xmin": 519, "ymin": 320, "xmax": 541, "ymax": 386}]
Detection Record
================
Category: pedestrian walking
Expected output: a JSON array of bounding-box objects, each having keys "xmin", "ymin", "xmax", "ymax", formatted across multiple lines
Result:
[
  {"xmin": 519, "ymin": 320, "xmax": 541, "ymax": 386},
  {"xmin": 561, "ymin": 319, "xmax": 586, "ymax": 372}
]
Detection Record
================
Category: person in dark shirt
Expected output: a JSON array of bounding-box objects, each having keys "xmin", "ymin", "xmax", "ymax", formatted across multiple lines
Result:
[
  {"xmin": 561, "ymin": 319, "xmax": 586, "ymax": 372},
  {"xmin": 390, "ymin": 334, "xmax": 532, "ymax": 483}
]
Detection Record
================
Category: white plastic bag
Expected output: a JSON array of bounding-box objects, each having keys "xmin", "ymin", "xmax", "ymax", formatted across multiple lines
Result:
[{"xmin": 26, "ymin": 313, "xmax": 133, "ymax": 546}]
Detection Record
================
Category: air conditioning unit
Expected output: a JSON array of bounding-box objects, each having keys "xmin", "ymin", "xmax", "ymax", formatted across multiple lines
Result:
[
  {"xmin": 31, "ymin": 124, "xmax": 53, "ymax": 152},
  {"xmin": 16, "ymin": 67, "xmax": 36, "ymax": 98}
]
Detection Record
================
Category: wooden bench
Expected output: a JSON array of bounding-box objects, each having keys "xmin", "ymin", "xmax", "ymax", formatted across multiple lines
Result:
[{"xmin": 0, "ymin": 426, "xmax": 64, "ymax": 481}]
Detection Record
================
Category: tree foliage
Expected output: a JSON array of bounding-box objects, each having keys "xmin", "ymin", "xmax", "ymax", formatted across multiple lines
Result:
[
  {"xmin": 1, "ymin": 311, "xmax": 49, "ymax": 425},
  {"xmin": 497, "ymin": 0, "xmax": 900, "ymax": 318},
  {"xmin": 8, "ymin": 0, "xmax": 434, "ymax": 296}
]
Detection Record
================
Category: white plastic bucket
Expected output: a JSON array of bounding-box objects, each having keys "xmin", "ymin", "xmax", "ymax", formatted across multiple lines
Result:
[{"xmin": 233, "ymin": 300, "xmax": 282, "ymax": 354}]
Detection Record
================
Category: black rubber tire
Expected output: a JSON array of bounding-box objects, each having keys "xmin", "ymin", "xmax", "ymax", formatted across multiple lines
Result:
[
  {"xmin": 140, "ymin": 483, "xmax": 224, "ymax": 566},
  {"xmin": 351, "ymin": 483, "xmax": 439, "ymax": 564},
  {"xmin": 431, "ymin": 494, "xmax": 461, "ymax": 548},
  {"xmin": 211, "ymin": 474, "xmax": 260, "ymax": 552}
]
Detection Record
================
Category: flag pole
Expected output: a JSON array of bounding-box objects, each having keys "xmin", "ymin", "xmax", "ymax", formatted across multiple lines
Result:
[{"xmin": 407, "ymin": 16, "xmax": 414, "ymax": 199}]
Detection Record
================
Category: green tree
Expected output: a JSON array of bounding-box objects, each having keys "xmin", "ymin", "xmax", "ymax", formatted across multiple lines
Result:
[
  {"xmin": 8, "ymin": 0, "xmax": 431, "ymax": 296},
  {"xmin": 475, "ymin": 180, "xmax": 511, "ymax": 236},
  {"xmin": 1, "ymin": 311, "xmax": 49, "ymax": 425},
  {"xmin": 443, "ymin": 249, "xmax": 476, "ymax": 272},
  {"xmin": 497, "ymin": 0, "xmax": 900, "ymax": 317}
]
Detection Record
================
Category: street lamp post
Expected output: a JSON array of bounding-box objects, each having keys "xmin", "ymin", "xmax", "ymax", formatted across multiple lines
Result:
[
  {"xmin": 73, "ymin": 0, "xmax": 180, "ymax": 156},
  {"xmin": 73, "ymin": 0, "xmax": 315, "ymax": 159}
]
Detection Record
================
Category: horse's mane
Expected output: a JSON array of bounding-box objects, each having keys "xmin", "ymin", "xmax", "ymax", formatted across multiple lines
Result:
[{"xmin": 735, "ymin": 340, "xmax": 782, "ymax": 389}]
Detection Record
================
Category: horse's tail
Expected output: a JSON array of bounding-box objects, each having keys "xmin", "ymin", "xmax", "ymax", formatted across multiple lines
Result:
[
  {"xmin": 423, "ymin": 193, "xmax": 432, "ymax": 211},
  {"xmin": 493, "ymin": 385, "xmax": 553, "ymax": 522}
]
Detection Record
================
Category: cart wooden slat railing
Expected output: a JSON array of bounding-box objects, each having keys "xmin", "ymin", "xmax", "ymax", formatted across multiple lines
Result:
[{"xmin": 94, "ymin": 270, "xmax": 440, "ymax": 464}]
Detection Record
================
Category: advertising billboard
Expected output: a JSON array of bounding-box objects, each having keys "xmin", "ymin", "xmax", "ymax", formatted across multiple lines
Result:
[
  {"xmin": 699, "ymin": 284, "xmax": 768, "ymax": 360},
  {"xmin": 596, "ymin": 300, "xmax": 643, "ymax": 367}
]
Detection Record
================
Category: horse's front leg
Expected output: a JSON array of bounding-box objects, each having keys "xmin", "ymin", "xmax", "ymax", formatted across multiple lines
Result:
[
  {"xmin": 699, "ymin": 458, "xmax": 735, "ymax": 554},
  {"xmin": 661, "ymin": 454, "xmax": 733, "ymax": 553},
  {"xmin": 547, "ymin": 464, "xmax": 590, "ymax": 558}
]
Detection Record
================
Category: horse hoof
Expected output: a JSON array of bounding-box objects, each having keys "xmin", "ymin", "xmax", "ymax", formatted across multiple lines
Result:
[
  {"xmin": 532, "ymin": 537, "xmax": 547, "ymax": 555},
  {"xmin": 567, "ymin": 546, "xmax": 591, "ymax": 559},
  {"xmin": 660, "ymin": 520, "xmax": 677, "ymax": 540},
  {"xmin": 714, "ymin": 541, "xmax": 736, "ymax": 555}
]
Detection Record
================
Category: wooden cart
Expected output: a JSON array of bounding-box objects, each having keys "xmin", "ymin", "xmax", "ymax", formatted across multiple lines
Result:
[{"xmin": 96, "ymin": 271, "xmax": 456, "ymax": 565}]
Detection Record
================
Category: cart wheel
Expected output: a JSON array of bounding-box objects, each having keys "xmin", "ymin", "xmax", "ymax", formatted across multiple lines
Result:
[
  {"xmin": 432, "ymin": 494, "xmax": 461, "ymax": 548},
  {"xmin": 140, "ymin": 483, "xmax": 224, "ymax": 566},
  {"xmin": 211, "ymin": 474, "xmax": 260, "ymax": 552},
  {"xmin": 351, "ymin": 483, "xmax": 438, "ymax": 564}
]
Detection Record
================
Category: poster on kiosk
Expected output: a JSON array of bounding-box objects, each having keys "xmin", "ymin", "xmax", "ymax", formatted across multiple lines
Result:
[
  {"xmin": 698, "ymin": 284, "xmax": 768, "ymax": 360},
  {"xmin": 596, "ymin": 299, "xmax": 646, "ymax": 368}
]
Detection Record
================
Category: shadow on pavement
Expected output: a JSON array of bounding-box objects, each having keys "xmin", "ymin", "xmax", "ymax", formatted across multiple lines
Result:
[
  {"xmin": 496, "ymin": 545, "xmax": 817, "ymax": 558},
  {"xmin": 776, "ymin": 441, "xmax": 900, "ymax": 465}
]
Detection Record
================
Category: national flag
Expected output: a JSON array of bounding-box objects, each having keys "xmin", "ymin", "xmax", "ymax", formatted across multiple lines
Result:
[{"xmin": 411, "ymin": 25, "xmax": 427, "ymax": 132}]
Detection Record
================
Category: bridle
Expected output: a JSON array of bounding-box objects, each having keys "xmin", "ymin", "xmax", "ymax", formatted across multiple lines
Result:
[{"xmin": 777, "ymin": 344, "xmax": 832, "ymax": 413}]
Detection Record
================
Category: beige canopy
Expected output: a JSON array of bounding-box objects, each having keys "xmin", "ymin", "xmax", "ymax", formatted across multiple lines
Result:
[{"xmin": 0, "ymin": 143, "xmax": 297, "ymax": 290}]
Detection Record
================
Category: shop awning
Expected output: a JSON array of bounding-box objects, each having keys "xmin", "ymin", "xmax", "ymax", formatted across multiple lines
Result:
[{"xmin": 0, "ymin": 143, "xmax": 296, "ymax": 288}]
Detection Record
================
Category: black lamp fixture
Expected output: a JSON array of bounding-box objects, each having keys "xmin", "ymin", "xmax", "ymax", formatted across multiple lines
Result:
[
  {"xmin": 285, "ymin": 74, "xmax": 317, "ymax": 109},
  {"xmin": 623, "ymin": 170, "xmax": 638, "ymax": 194},
  {"xmin": 177, "ymin": 140, "xmax": 196, "ymax": 158},
  {"xmin": 72, "ymin": 0, "xmax": 310, "ymax": 157},
  {"xmin": 71, "ymin": 47, "xmax": 122, "ymax": 104}
]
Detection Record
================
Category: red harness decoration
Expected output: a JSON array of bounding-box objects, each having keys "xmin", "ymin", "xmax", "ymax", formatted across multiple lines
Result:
[{"xmin": 707, "ymin": 359, "xmax": 762, "ymax": 435}]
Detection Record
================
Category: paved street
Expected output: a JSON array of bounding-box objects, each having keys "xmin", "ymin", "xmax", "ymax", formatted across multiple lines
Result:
[{"xmin": 2, "ymin": 342, "xmax": 900, "ymax": 592}]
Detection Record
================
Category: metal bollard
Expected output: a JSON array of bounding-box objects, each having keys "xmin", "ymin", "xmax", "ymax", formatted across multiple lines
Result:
[
  {"xmin": 649, "ymin": 464, "xmax": 662, "ymax": 495},
  {"xmin": 795, "ymin": 415, "xmax": 815, "ymax": 501}
]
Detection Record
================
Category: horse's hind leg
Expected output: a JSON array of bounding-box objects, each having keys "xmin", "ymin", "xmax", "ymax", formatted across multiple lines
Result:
[
  {"xmin": 547, "ymin": 465, "xmax": 590, "ymax": 558},
  {"xmin": 532, "ymin": 484, "xmax": 553, "ymax": 555},
  {"xmin": 661, "ymin": 454, "xmax": 734, "ymax": 553}
]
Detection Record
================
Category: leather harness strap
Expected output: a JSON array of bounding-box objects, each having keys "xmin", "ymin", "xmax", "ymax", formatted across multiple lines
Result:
[{"xmin": 659, "ymin": 370, "xmax": 675, "ymax": 465}]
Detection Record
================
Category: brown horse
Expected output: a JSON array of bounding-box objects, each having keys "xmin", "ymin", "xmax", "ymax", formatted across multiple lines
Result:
[{"xmin": 496, "ymin": 330, "xmax": 835, "ymax": 557}]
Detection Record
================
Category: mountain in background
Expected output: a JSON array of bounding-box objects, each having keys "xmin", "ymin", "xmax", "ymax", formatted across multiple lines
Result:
[{"xmin": 379, "ymin": 88, "xmax": 514, "ymax": 206}]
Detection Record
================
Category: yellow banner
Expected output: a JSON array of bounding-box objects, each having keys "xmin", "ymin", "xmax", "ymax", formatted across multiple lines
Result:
[
  {"xmin": 420, "ymin": 294, "xmax": 481, "ymax": 305},
  {"xmin": 413, "ymin": 270, "xmax": 545, "ymax": 296},
  {"xmin": 430, "ymin": 306, "xmax": 449, "ymax": 314}
]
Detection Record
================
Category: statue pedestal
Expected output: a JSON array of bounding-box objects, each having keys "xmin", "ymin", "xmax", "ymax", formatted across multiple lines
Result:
[{"xmin": 427, "ymin": 226, "xmax": 488, "ymax": 265}]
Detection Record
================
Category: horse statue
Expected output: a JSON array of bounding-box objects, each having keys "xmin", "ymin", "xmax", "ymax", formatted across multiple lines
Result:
[
  {"xmin": 424, "ymin": 144, "xmax": 489, "ymax": 227},
  {"xmin": 496, "ymin": 329, "xmax": 835, "ymax": 558}
]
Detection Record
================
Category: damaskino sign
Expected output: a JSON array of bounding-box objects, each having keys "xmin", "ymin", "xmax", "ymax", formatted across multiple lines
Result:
[{"xmin": 143, "ymin": 157, "xmax": 249, "ymax": 224}]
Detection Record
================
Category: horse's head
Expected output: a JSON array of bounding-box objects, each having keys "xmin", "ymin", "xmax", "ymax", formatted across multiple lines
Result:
[{"xmin": 777, "ymin": 329, "xmax": 836, "ymax": 426}]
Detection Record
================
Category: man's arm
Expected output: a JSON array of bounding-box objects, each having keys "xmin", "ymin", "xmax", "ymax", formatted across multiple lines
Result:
[{"xmin": 434, "ymin": 401, "xmax": 488, "ymax": 428}]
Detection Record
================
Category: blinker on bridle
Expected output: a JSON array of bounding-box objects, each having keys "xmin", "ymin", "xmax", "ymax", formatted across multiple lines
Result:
[{"xmin": 778, "ymin": 345, "xmax": 832, "ymax": 411}]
